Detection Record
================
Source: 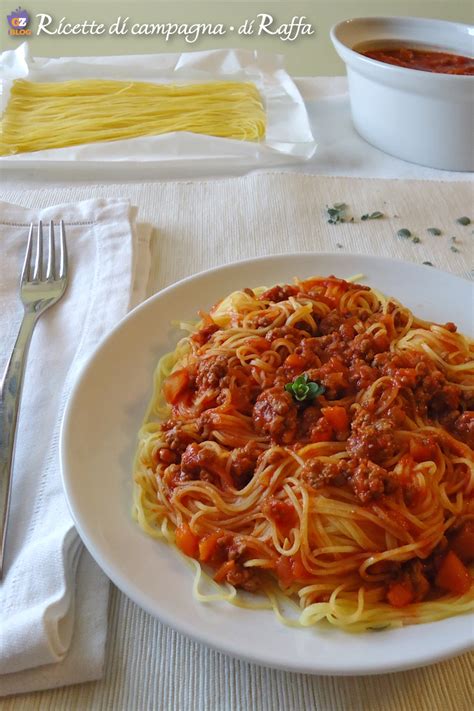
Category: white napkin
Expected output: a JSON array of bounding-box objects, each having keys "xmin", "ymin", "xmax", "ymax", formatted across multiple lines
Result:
[{"xmin": 0, "ymin": 198, "xmax": 152, "ymax": 695}]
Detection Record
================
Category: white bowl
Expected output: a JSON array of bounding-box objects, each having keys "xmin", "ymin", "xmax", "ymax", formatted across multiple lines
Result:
[{"xmin": 330, "ymin": 16, "xmax": 474, "ymax": 171}]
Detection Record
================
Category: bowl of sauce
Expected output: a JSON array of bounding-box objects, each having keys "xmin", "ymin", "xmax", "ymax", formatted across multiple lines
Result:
[{"xmin": 330, "ymin": 17, "xmax": 474, "ymax": 171}]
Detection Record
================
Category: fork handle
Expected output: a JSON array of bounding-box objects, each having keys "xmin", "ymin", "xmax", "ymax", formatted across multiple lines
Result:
[{"xmin": 0, "ymin": 309, "xmax": 37, "ymax": 575}]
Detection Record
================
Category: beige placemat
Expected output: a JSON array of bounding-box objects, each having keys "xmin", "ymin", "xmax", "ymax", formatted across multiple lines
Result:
[
  {"xmin": 1, "ymin": 173, "xmax": 472, "ymax": 710},
  {"xmin": 1, "ymin": 172, "xmax": 472, "ymax": 292}
]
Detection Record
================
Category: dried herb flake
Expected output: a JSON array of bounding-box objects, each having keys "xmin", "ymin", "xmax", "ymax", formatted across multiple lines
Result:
[
  {"xmin": 397, "ymin": 228, "xmax": 411, "ymax": 239},
  {"xmin": 361, "ymin": 211, "xmax": 384, "ymax": 221},
  {"xmin": 326, "ymin": 203, "xmax": 349, "ymax": 225}
]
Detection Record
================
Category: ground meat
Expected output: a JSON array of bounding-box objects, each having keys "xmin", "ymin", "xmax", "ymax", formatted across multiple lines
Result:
[
  {"xmin": 265, "ymin": 326, "xmax": 306, "ymax": 343},
  {"xmin": 249, "ymin": 313, "xmax": 273, "ymax": 329},
  {"xmin": 297, "ymin": 405, "xmax": 322, "ymax": 440},
  {"xmin": 378, "ymin": 352, "xmax": 435, "ymax": 391},
  {"xmin": 225, "ymin": 563, "xmax": 261, "ymax": 592},
  {"xmin": 375, "ymin": 352, "xmax": 462, "ymax": 419},
  {"xmin": 319, "ymin": 310, "xmax": 346, "ymax": 335},
  {"xmin": 338, "ymin": 317, "xmax": 358, "ymax": 342},
  {"xmin": 347, "ymin": 408, "xmax": 399, "ymax": 463},
  {"xmin": 196, "ymin": 354, "xmax": 229, "ymax": 390},
  {"xmin": 393, "ymin": 559, "xmax": 431, "ymax": 602},
  {"xmin": 349, "ymin": 459, "xmax": 392, "ymax": 502},
  {"xmin": 349, "ymin": 358, "xmax": 379, "ymax": 390},
  {"xmin": 293, "ymin": 337, "xmax": 324, "ymax": 369},
  {"xmin": 314, "ymin": 332, "xmax": 350, "ymax": 361},
  {"xmin": 451, "ymin": 411, "xmax": 474, "ymax": 448},
  {"xmin": 307, "ymin": 357, "xmax": 351, "ymax": 399},
  {"xmin": 424, "ymin": 377, "xmax": 461, "ymax": 417},
  {"xmin": 180, "ymin": 442, "xmax": 216, "ymax": 477},
  {"xmin": 205, "ymin": 533, "xmax": 261, "ymax": 591},
  {"xmin": 259, "ymin": 284, "xmax": 298, "ymax": 302},
  {"xmin": 180, "ymin": 442, "xmax": 227, "ymax": 486},
  {"xmin": 302, "ymin": 455, "xmax": 400, "ymax": 503},
  {"xmin": 163, "ymin": 423, "xmax": 196, "ymax": 455},
  {"xmin": 252, "ymin": 387, "xmax": 298, "ymax": 444},
  {"xmin": 374, "ymin": 350, "xmax": 421, "ymax": 371},
  {"xmin": 230, "ymin": 441, "xmax": 260, "ymax": 488},
  {"xmin": 348, "ymin": 333, "xmax": 387, "ymax": 362},
  {"xmin": 302, "ymin": 458, "xmax": 348, "ymax": 489}
]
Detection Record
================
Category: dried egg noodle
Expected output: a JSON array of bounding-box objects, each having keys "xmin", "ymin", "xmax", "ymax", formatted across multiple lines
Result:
[
  {"xmin": 133, "ymin": 276, "xmax": 474, "ymax": 631},
  {"xmin": 0, "ymin": 79, "xmax": 266, "ymax": 155}
]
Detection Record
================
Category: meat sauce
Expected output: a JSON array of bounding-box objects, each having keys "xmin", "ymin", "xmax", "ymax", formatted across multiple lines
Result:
[
  {"xmin": 361, "ymin": 46, "xmax": 474, "ymax": 75},
  {"xmin": 158, "ymin": 278, "xmax": 473, "ymax": 601}
]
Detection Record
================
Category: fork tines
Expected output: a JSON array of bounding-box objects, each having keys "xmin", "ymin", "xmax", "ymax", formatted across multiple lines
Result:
[{"xmin": 21, "ymin": 220, "xmax": 67, "ymax": 284}]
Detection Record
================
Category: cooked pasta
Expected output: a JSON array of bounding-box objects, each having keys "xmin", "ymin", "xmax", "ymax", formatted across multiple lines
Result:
[
  {"xmin": 0, "ymin": 78, "xmax": 266, "ymax": 155},
  {"xmin": 133, "ymin": 276, "xmax": 474, "ymax": 631}
]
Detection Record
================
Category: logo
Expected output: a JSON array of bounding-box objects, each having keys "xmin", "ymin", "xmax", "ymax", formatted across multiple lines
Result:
[{"xmin": 7, "ymin": 7, "xmax": 32, "ymax": 35}]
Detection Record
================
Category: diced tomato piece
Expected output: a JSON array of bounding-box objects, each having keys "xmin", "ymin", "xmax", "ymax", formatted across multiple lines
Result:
[
  {"xmin": 198, "ymin": 310, "xmax": 216, "ymax": 326},
  {"xmin": 251, "ymin": 337, "xmax": 271, "ymax": 352},
  {"xmin": 284, "ymin": 353, "xmax": 307, "ymax": 370},
  {"xmin": 175, "ymin": 523, "xmax": 199, "ymax": 559},
  {"xmin": 310, "ymin": 418, "xmax": 334, "ymax": 443},
  {"xmin": 373, "ymin": 333, "xmax": 390, "ymax": 351},
  {"xmin": 199, "ymin": 531, "xmax": 222, "ymax": 563},
  {"xmin": 276, "ymin": 555, "xmax": 294, "ymax": 588},
  {"xmin": 276, "ymin": 552, "xmax": 312, "ymax": 587},
  {"xmin": 163, "ymin": 368, "xmax": 190, "ymax": 405},
  {"xmin": 291, "ymin": 553, "xmax": 310, "ymax": 581},
  {"xmin": 322, "ymin": 406, "xmax": 349, "ymax": 433},
  {"xmin": 450, "ymin": 521, "xmax": 474, "ymax": 564},
  {"xmin": 214, "ymin": 559, "xmax": 236, "ymax": 583},
  {"xmin": 387, "ymin": 581, "xmax": 415, "ymax": 608},
  {"xmin": 435, "ymin": 550, "xmax": 472, "ymax": 595},
  {"xmin": 191, "ymin": 323, "xmax": 219, "ymax": 346}
]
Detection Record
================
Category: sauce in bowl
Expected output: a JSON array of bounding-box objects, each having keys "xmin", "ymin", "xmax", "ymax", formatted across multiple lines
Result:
[{"xmin": 360, "ymin": 47, "xmax": 474, "ymax": 75}]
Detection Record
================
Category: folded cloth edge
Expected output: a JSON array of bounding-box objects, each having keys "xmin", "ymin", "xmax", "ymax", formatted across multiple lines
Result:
[{"xmin": 0, "ymin": 199, "xmax": 152, "ymax": 691}]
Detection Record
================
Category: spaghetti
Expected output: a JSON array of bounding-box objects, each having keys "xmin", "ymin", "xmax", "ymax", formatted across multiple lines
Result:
[
  {"xmin": 134, "ymin": 276, "xmax": 474, "ymax": 630},
  {"xmin": 0, "ymin": 79, "xmax": 266, "ymax": 155}
]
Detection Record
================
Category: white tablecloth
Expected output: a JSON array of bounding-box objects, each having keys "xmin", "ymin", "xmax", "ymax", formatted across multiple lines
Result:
[{"xmin": 1, "ymin": 77, "xmax": 472, "ymax": 711}]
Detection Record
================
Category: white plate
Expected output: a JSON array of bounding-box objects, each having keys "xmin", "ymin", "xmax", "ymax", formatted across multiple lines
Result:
[{"xmin": 60, "ymin": 253, "xmax": 474, "ymax": 675}]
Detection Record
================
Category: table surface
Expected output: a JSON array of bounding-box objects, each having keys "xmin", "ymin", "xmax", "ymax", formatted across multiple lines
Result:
[{"xmin": 2, "ymin": 78, "xmax": 473, "ymax": 711}]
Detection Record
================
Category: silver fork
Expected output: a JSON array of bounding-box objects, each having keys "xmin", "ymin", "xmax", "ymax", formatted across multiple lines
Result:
[{"xmin": 0, "ymin": 221, "xmax": 68, "ymax": 579}]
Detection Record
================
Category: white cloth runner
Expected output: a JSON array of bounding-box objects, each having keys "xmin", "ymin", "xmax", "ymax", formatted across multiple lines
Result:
[{"xmin": 0, "ymin": 198, "xmax": 151, "ymax": 695}]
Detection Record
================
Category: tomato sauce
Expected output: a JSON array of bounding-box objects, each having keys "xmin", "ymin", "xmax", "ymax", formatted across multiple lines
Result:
[{"xmin": 361, "ymin": 46, "xmax": 474, "ymax": 75}]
